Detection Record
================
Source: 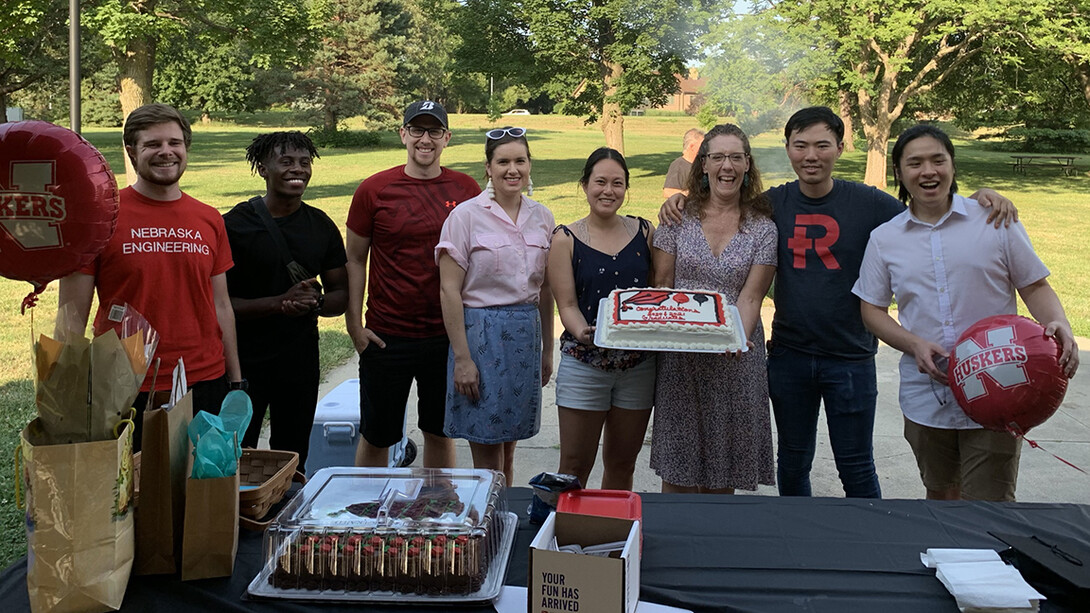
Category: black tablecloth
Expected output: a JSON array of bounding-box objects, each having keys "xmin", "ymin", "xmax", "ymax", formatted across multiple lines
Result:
[{"xmin": 4, "ymin": 488, "xmax": 1089, "ymax": 612}]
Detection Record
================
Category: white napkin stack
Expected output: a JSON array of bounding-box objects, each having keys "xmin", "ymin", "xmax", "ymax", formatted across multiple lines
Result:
[{"xmin": 921, "ymin": 548, "xmax": 1045, "ymax": 612}]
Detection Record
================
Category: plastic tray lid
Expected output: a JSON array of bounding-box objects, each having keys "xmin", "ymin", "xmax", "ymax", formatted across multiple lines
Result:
[
  {"xmin": 270, "ymin": 467, "xmax": 503, "ymax": 530},
  {"xmin": 557, "ymin": 489, "xmax": 642, "ymax": 520}
]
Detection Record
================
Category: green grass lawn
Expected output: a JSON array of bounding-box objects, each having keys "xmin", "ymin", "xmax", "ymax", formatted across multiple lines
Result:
[{"xmin": 0, "ymin": 112, "xmax": 1087, "ymax": 568}]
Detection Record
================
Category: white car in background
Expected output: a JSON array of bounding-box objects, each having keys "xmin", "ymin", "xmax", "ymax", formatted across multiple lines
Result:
[{"xmin": 504, "ymin": 109, "xmax": 531, "ymax": 115}]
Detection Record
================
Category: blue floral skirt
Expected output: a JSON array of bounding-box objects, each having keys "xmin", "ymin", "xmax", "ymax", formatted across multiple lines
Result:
[{"xmin": 444, "ymin": 304, "xmax": 542, "ymax": 444}]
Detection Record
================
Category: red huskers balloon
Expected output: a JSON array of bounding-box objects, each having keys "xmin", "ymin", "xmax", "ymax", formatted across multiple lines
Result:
[
  {"xmin": 0, "ymin": 121, "xmax": 119, "ymax": 289},
  {"xmin": 948, "ymin": 314, "xmax": 1068, "ymax": 433}
]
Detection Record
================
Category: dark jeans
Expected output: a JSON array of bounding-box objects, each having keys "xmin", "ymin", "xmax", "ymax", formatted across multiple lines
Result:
[
  {"xmin": 240, "ymin": 340, "xmax": 320, "ymax": 471},
  {"xmin": 768, "ymin": 342, "xmax": 881, "ymax": 498},
  {"xmin": 131, "ymin": 376, "xmax": 229, "ymax": 453}
]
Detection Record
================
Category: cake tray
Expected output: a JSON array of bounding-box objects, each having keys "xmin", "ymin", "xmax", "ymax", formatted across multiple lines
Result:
[
  {"xmin": 593, "ymin": 298, "xmax": 748, "ymax": 353},
  {"xmin": 245, "ymin": 510, "xmax": 518, "ymax": 605}
]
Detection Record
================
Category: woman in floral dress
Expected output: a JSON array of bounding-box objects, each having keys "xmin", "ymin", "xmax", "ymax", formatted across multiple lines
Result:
[{"xmin": 651, "ymin": 124, "xmax": 777, "ymax": 493}]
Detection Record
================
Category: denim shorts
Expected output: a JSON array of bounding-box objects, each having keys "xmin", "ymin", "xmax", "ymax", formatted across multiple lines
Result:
[{"xmin": 555, "ymin": 353, "xmax": 657, "ymax": 411}]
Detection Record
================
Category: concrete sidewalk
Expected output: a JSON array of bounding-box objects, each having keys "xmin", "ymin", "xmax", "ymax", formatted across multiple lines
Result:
[{"xmin": 310, "ymin": 309, "xmax": 1090, "ymax": 503}]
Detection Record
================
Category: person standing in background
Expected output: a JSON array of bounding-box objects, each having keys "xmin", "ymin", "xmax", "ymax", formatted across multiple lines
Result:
[{"xmin": 662, "ymin": 128, "xmax": 704, "ymax": 199}]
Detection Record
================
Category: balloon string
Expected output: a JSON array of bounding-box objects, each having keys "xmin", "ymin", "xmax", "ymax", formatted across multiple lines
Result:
[{"xmin": 1007, "ymin": 422, "xmax": 1088, "ymax": 475}]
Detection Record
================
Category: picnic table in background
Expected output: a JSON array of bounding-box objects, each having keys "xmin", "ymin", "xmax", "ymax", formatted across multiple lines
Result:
[{"xmin": 1009, "ymin": 154, "xmax": 1082, "ymax": 176}]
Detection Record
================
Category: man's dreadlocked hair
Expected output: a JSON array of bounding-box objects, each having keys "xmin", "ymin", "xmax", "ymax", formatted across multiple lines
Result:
[{"xmin": 245, "ymin": 131, "xmax": 320, "ymax": 174}]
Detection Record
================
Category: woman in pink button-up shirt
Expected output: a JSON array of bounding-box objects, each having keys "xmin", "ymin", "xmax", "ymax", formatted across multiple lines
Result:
[{"xmin": 435, "ymin": 127, "xmax": 555, "ymax": 485}]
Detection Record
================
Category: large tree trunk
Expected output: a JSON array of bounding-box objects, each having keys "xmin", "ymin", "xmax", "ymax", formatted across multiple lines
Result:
[
  {"xmin": 323, "ymin": 92, "xmax": 337, "ymax": 131},
  {"xmin": 838, "ymin": 90, "xmax": 855, "ymax": 152},
  {"xmin": 600, "ymin": 61, "xmax": 624, "ymax": 154},
  {"xmin": 1076, "ymin": 61, "xmax": 1090, "ymax": 108},
  {"xmin": 118, "ymin": 35, "xmax": 155, "ymax": 186},
  {"xmin": 857, "ymin": 82, "xmax": 894, "ymax": 189},
  {"xmin": 861, "ymin": 115, "xmax": 891, "ymax": 189}
]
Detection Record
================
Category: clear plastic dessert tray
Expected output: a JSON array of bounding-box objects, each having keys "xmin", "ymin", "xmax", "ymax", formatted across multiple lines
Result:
[
  {"xmin": 246, "ymin": 467, "xmax": 516, "ymax": 604},
  {"xmin": 594, "ymin": 298, "xmax": 748, "ymax": 353}
]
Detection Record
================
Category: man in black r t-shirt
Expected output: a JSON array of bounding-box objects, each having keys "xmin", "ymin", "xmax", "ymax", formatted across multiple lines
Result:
[{"xmin": 224, "ymin": 131, "xmax": 348, "ymax": 470}]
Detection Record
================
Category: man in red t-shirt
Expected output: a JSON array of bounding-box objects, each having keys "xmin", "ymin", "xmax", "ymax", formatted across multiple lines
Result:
[
  {"xmin": 57, "ymin": 104, "xmax": 243, "ymax": 448},
  {"xmin": 345, "ymin": 100, "xmax": 480, "ymax": 468}
]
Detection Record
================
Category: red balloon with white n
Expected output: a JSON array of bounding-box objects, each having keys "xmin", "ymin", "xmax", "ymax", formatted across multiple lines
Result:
[
  {"xmin": 948, "ymin": 314, "xmax": 1068, "ymax": 434},
  {"xmin": 0, "ymin": 120, "xmax": 119, "ymax": 291}
]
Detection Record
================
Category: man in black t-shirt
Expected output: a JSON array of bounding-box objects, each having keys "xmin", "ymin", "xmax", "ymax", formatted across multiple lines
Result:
[{"xmin": 224, "ymin": 131, "xmax": 348, "ymax": 470}]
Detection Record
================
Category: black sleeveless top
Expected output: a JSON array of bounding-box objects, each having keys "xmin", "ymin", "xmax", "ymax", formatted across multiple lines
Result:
[{"xmin": 555, "ymin": 216, "xmax": 652, "ymax": 370}]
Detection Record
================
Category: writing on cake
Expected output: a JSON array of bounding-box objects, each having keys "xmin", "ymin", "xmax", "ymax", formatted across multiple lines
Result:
[{"xmin": 597, "ymin": 288, "xmax": 744, "ymax": 352}]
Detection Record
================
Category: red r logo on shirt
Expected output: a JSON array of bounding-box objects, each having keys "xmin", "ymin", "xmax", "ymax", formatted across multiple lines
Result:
[
  {"xmin": 444, "ymin": 200, "xmax": 458, "ymax": 209},
  {"xmin": 787, "ymin": 214, "xmax": 840, "ymax": 269}
]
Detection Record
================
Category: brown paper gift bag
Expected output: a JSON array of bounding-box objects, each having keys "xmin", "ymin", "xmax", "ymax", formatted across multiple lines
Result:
[
  {"xmin": 180, "ymin": 471, "xmax": 240, "ymax": 581},
  {"xmin": 134, "ymin": 391, "xmax": 191, "ymax": 575},
  {"xmin": 17, "ymin": 419, "xmax": 135, "ymax": 613}
]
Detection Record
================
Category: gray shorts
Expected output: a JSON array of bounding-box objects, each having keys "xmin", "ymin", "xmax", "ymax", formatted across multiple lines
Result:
[{"xmin": 555, "ymin": 353, "xmax": 657, "ymax": 411}]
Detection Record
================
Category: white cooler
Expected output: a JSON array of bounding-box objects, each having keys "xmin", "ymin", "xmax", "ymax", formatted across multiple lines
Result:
[{"xmin": 306, "ymin": 378, "xmax": 415, "ymax": 477}]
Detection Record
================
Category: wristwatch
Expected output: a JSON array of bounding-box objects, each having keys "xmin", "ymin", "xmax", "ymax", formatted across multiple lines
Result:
[{"xmin": 228, "ymin": 378, "xmax": 249, "ymax": 392}]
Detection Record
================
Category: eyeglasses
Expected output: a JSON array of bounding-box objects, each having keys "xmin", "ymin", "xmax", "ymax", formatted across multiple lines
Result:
[
  {"xmin": 486, "ymin": 127, "xmax": 527, "ymax": 140},
  {"xmin": 706, "ymin": 152, "xmax": 748, "ymax": 165},
  {"xmin": 405, "ymin": 126, "xmax": 447, "ymax": 139}
]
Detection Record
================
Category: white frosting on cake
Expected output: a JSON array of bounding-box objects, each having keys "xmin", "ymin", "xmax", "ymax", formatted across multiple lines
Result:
[{"xmin": 597, "ymin": 288, "xmax": 742, "ymax": 352}]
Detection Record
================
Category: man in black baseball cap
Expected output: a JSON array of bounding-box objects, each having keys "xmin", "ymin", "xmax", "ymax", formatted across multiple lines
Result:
[
  {"xmin": 345, "ymin": 99, "xmax": 480, "ymax": 469},
  {"xmin": 403, "ymin": 100, "xmax": 448, "ymax": 129}
]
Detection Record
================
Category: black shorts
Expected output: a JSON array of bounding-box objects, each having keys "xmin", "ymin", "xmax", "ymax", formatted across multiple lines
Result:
[{"xmin": 358, "ymin": 334, "xmax": 449, "ymax": 447}]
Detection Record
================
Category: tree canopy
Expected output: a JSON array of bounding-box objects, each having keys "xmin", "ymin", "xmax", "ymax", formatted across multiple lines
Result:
[
  {"xmin": 763, "ymin": 0, "xmax": 1051, "ymax": 187},
  {"xmin": 503, "ymin": 0, "xmax": 704, "ymax": 153},
  {"xmin": 88, "ymin": 0, "xmax": 321, "ymax": 120},
  {"xmin": 292, "ymin": 0, "xmax": 414, "ymax": 131},
  {"xmin": 7, "ymin": 0, "xmax": 1090, "ymax": 169},
  {"xmin": 0, "ymin": 0, "xmax": 68, "ymax": 119}
]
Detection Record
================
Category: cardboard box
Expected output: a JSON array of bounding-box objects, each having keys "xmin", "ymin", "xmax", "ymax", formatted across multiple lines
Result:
[{"xmin": 528, "ymin": 511, "xmax": 641, "ymax": 613}]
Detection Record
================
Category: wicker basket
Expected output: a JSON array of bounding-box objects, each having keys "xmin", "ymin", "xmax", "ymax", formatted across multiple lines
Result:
[
  {"xmin": 134, "ymin": 448, "xmax": 300, "ymax": 522},
  {"xmin": 238, "ymin": 448, "xmax": 299, "ymax": 520}
]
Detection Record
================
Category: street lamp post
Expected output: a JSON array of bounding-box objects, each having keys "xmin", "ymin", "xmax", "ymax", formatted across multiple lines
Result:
[{"xmin": 69, "ymin": 0, "xmax": 80, "ymax": 133}]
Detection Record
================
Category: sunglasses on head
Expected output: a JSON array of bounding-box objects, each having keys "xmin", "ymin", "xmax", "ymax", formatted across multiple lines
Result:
[{"xmin": 486, "ymin": 127, "xmax": 527, "ymax": 140}]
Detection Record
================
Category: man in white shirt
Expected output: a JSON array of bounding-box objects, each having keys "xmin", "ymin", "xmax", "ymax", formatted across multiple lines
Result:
[{"xmin": 852, "ymin": 124, "xmax": 1078, "ymax": 501}]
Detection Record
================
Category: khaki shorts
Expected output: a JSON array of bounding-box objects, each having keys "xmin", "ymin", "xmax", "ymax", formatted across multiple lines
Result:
[{"xmin": 903, "ymin": 416, "xmax": 1022, "ymax": 502}]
